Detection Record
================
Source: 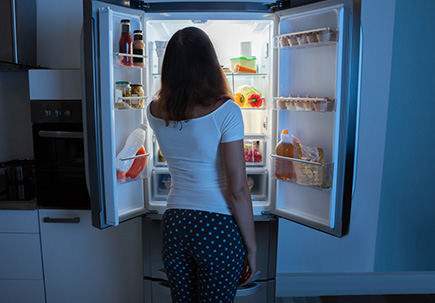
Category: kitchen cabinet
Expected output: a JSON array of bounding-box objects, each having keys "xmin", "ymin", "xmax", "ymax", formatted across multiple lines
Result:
[
  {"xmin": 0, "ymin": 209, "xmax": 45, "ymax": 303},
  {"xmin": 39, "ymin": 209, "xmax": 143, "ymax": 303}
]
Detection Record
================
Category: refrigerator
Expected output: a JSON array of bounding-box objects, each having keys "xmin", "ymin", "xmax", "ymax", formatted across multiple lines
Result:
[{"xmin": 82, "ymin": 0, "xmax": 360, "ymax": 301}]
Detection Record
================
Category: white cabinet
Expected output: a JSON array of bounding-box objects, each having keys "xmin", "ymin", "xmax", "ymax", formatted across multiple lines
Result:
[
  {"xmin": 0, "ymin": 210, "xmax": 45, "ymax": 303},
  {"xmin": 39, "ymin": 209, "xmax": 143, "ymax": 303}
]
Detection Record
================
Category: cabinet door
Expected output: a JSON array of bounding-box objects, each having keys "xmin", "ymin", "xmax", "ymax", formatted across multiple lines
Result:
[{"xmin": 39, "ymin": 209, "xmax": 143, "ymax": 303}]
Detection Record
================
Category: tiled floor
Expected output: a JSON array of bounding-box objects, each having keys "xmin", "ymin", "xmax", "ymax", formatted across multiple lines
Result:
[{"xmin": 276, "ymin": 294, "xmax": 435, "ymax": 303}]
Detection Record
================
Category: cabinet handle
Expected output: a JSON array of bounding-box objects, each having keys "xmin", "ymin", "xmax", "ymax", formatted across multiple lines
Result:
[{"xmin": 43, "ymin": 217, "xmax": 81, "ymax": 224}]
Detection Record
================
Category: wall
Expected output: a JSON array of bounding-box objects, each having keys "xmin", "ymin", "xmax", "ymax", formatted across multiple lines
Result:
[
  {"xmin": 276, "ymin": 0, "xmax": 396, "ymax": 273},
  {"xmin": 374, "ymin": 0, "xmax": 435, "ymax": 272},
  {"xmin": 36, "ymin": 0, "xmax": 83, "ymax": 69},
  {"xmin": 0, "ymin": 72, "xmax": 34, "ymax": 163}
]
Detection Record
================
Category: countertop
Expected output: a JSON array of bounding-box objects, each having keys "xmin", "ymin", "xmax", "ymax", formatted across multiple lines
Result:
[{"xmin": 0, "ymin": 198, "xmax": 38, "ymax": 210}]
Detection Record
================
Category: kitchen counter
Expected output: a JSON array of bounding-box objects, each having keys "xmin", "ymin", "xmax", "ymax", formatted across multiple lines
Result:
[{"xmin": 0, "ymin": 198, "xmax": 38, "ymax": 210}]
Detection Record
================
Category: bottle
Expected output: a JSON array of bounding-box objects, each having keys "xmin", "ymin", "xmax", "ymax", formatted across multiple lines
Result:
[
  {"xmin": 133, "ymin": 30, "xmax": 145, "ymax": 67},
  {"xmin": 275, "ymin": 129, "xmax": 294, "ymax": 180},
  {"xmin": 119, "ymin": 19, "xmax": 133, "ymax": 66},
  {"xmin": 116, "ymin": 124, "xmax": 147, "ymax": 173}
]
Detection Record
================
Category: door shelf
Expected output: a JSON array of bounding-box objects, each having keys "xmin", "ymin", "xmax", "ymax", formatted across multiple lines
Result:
[
  {"xmin": 116, "ymin": 153, "xmax": 150, "ymax": 184},
  {"xmin": 273, "ymin": 96, "xmax": 334, "ymax": 112},
  {"xmin": 116, "ymin": 52, "xmax": 147, "ymax": 68},
  {"xmin": 271, "ymin": 154, "xmax": 333, "ymax": 190},
  {"xmin": 115, "ymin": 96, "xmax": 148, "ymax": 110},
  {"xmin": 276, "ymin": 27, "xmax": 338, "ymax": 49}
]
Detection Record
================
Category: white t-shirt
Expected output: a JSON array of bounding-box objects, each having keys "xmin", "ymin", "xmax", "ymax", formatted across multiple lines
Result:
[{"xmin": 147, "ymin": 100, "xmax": 244, "ymax": 215}]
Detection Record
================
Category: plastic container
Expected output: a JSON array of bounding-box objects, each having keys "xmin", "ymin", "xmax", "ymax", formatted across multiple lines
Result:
[
  {"xmin": 244, "ymin": 139, "xmax": 264, "ymax": 166},
  {"xmin": 274, "ymin": 130, "xmax": 294, "ymax": 180},
  {"xmin": 230, "ymin": 56, "xmax": 256, "ymax": 71},
  {"xmin": 116, "ymin": 124, "xmax": 147, "ymax": 173}
]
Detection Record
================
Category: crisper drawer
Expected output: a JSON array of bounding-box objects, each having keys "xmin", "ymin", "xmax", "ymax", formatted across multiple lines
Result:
[
  {"xmin": 144, "ymin": 280, "xmax": 275, "ymax": 303},
  {"xmin": 143, "ymin": 216, "xmax": 278, "ymax": 281}
]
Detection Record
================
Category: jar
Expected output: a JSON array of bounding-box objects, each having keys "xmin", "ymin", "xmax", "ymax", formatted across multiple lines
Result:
[
  {"xmin": 133, "ymin": 30, "xmax": 145, "ymax": 68},
  {"xmin": 114, "ymin": 81, "xmax": 131, "ymax": 109},
  {"xmin": 130, "ymin": 84, "xmax": 144, "ymax": 109}
]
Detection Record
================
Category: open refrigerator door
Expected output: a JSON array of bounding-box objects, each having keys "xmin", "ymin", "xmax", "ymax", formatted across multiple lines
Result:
[
  {"xmin": 271, "ymin": 0, "xmax": 360, "ymax": 236},
  {"xmin": 83, "ymin": 0, "xmax": 152, "ymax": 229}
]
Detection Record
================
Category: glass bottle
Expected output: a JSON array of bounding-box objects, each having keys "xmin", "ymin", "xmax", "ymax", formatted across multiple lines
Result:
[
  {"xmin": 133, "ymin": 30, "xmax": 145, "ymax": 67},
  {"xmin": 119, "ymin": 19, "xmax": 133, "ymax": 66},
  {"xmin": 275, "ymin": 129, "xmax": 294, "ymax": 180}
]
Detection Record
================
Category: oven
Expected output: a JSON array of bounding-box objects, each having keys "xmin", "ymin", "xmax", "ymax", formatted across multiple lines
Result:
[{"xmin": 31, "ymin": 100, "xmax": 90, "ymax": 209}]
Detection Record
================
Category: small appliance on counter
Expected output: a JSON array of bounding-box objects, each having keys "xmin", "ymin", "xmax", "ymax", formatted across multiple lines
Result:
[{"xmin": 0, "ymin": 159, "xmax": 36, "ymax": 200}]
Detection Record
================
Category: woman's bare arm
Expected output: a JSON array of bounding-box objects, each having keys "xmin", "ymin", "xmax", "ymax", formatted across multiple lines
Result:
[{"xmin": 221, "ymin": 139, "xmax": 257, "ymax": 285}]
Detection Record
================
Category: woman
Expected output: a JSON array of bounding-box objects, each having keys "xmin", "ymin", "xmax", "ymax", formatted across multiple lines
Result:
[{"xmin": 147, "ymin": 27, "xmax": 257, "ymax": 303}]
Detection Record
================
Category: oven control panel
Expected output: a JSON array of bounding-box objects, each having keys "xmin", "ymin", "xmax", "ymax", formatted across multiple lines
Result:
[{"xmin": 31, "ymin": 100, "xmax": 83, "ymax": 123}]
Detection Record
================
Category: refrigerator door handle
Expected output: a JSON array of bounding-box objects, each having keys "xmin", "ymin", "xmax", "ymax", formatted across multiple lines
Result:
[{"xmin": 235, "ymin": 282, "xmax": 261, "ymax": 297}]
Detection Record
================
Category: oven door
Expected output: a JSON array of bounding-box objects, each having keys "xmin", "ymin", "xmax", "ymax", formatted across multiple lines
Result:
[{"xmin": 32, "ymin": 123, "xmax": 90, "ymax": 209}]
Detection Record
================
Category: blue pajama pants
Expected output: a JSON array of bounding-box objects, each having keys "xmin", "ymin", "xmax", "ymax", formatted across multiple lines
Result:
[{"xmin": 161, "ymin": 209, "xmax": 245, "ymax": 303}]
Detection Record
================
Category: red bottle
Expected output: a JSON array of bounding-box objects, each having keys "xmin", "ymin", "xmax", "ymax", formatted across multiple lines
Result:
[{"xmin": 119, "ymin": 19, "xmax": 133, "ymax": 66}]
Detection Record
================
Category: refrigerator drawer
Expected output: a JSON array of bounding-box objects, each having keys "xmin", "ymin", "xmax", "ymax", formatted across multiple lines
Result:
[
  {"xmin": 144, "ymin": 280, "xmax": 275, "ymax": 303},
  {"xmin": 143, "ymin": 217, "xmax": 278, "ymax": 281},
  {"xmin": 247, "ymin": 171, "xmax": 268, "ymax": 201}
]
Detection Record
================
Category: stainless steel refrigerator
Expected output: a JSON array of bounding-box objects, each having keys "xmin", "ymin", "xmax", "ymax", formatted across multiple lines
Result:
[{"xmin": 82, "ymin": 0, "xmax": 360, "ymax": 301}]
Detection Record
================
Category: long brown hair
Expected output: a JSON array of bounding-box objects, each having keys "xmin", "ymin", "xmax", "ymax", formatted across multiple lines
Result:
[{"xmin": 156, "ymin": 27, "xmax": 233, "ymax": 127}]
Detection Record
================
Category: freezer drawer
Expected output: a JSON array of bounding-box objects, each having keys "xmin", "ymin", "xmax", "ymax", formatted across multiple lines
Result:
[
  {"xmin": 143, "ymin": 216, "xmax": 278, "ymax": 281},
  {"xmin": 143, "ymin": 280, "xmax": 275, "ymax": 303}
]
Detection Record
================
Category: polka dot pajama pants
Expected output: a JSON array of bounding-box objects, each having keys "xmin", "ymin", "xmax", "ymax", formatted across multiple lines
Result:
[{"xmin": 161, "ymin": 209, "xmax": 245, "ymax": 303}]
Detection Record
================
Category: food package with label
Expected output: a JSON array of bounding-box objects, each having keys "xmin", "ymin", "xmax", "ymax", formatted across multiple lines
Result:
[{"xmin": 291, "ymin": 135, "xmax": 330, "ymax": 188}]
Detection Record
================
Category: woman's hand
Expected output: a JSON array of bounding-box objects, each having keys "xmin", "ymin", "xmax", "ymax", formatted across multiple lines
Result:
[{"xmin": 239, "ymin": 251, "xmax": 257, "ymax": 286}]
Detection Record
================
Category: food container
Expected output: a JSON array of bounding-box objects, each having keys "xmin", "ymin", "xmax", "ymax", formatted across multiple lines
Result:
[
  {"xmin": 244, "ymin": 139, "xmax": 264, "ymax": 166},
  {"xmin": 230, "ymin": 56, "xmax": 256, "ymax": 71},
  {"xmin": 130, "ymin": 84, "xmax": 144, "ymax": 109},
  {"xmin": 114, "ymin": 81, "xmax": 131, "ymax": 109},
  {"xmin": 293, "ymin": 160, "xmax": 332, "ymax": 189}
]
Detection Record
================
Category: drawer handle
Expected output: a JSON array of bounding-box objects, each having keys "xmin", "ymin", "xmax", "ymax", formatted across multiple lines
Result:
[
  {"xmin": 236, "ymin": 282, "xmax": 261, "ymax": 297},
  {"xmin": 43, "ymin": 217, "xmax": 81, "ymax": 224}
]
